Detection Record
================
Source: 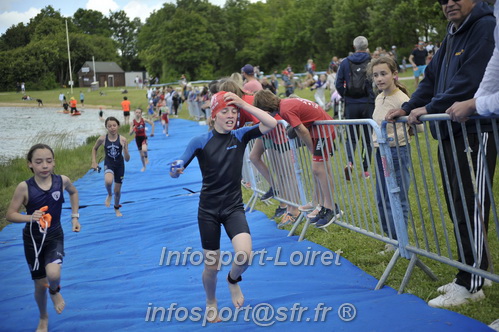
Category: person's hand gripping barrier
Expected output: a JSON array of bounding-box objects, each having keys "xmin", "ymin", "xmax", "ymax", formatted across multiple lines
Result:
[
  {"xmin": 169, "ymin": 160, "xmax": 184, "ymax": 178},
  {"xmin": 37, "ymin": 206, "xmax": 52, "ymax": 234}
]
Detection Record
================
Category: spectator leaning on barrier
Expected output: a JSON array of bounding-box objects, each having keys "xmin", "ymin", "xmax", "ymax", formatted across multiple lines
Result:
[
  {"xmin": 446, "ymin": 0, "xmax": 499, "ymax": 121},
  {"xmin": 386, "ymin": 0, "xmax": 496, "ymax": 309},
  {"xmin": 368, "ymin": 56, "xmax": 412, "ymax": 248},
  {"xmin": 336, "ymin": 35, "xmax": 375, "ymax": 180},
  {"xmin": 253, "ymin": 90, "xmax": 343, "ymax": 229}
]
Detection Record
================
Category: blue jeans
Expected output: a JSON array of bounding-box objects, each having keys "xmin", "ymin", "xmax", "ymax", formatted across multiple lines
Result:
[{"xmin": 375, "ymin": 146, "xmax": 410, "ymax": 240}]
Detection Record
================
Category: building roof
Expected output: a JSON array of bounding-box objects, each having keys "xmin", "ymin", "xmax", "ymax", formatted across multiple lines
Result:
[{"xmin": 80, "ymin": 61, "xmax": 124, "ymax": 73}]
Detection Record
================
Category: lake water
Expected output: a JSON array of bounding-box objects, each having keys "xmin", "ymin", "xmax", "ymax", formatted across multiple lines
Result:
[{"xmin": 0, "ymin": 107, "xmax": 123, "ymax": 164}]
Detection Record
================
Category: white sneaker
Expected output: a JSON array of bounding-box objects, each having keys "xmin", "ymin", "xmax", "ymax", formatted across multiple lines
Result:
[
  {"xmin": 428, "ymin": 283, "xmax": 485, "ymax": 308},
  {"xmin": 438, "ymin": 278, "xmax": 493, "ymax": 293},
  {"xmin": 489, "ymin": 319, "xmax": 499, "ymax": 332},
  {"xmin": 437, "ymin": 279, "xmax": 457, "ymax": 293}
]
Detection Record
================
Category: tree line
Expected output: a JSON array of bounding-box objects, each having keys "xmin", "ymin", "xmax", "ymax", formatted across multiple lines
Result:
[{"xmin": 0, "ymin": 0, "xmax": 446, "ymax": 91}]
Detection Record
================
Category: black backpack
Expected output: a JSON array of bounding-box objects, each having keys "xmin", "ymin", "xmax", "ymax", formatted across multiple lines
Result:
[{"xmin": 345, "ymin": 59, "xmax": 370, "ymax": 98}]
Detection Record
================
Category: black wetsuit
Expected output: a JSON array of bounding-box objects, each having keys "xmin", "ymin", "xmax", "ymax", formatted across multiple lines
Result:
[
  {"xmin": 177, "ymin": 125, "xmax": 263, "ymax": 250},
  {"xmin": 104, "ymin": 134, "xmax": 125, "ymax": 183}
]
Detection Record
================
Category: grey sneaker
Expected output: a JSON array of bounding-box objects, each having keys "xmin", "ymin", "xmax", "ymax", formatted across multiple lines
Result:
[
  {"xmin": 272, "ymin": 206, "xmax": 287, "ymax": 219},
  {"xmin": 261, "ymin": 187, "xmax": 275, "ymax": 201},
  {"xmin": 309, "ymin": 207, "xmax": 326, "ymax": 224},
  {"xmin": 315, "ymin": 205, "xmax": 343, "ymax": 228}
]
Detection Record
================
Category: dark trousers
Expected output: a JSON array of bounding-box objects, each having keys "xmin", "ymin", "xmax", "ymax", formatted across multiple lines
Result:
[
  {"xmin": 439, "ymin": 132, "xmax": 497, "ymax": 293},
  {"xmin": 345, "ymin": 102, "xmax": 374, "ymax": 171}
]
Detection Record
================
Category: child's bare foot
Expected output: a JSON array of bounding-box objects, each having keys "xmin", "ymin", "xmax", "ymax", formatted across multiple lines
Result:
[
  {"xmin": 227, "ymin": 273, "xmax": 244, "ymax": 308},
  {"xmin": 36, "ymin": 315, "xmax": 48, "ymax": 332},
  {"xmin": 141, "ymin": 166, "xmax": 146, "ymax": 172},
  {"xmin": 115, "ymin": 209, "xmax": 122, "ymax": 217},
  {"xmin": 49, "ymin": 291, "xmax": 65, "ymax": 314},
  {"xmin": 105, "ymin": 195, "xmax": 112, "ymax": 207},
  {"xmin": 205, "ymin": 300, "xmax": 221, "ymax": 323}
]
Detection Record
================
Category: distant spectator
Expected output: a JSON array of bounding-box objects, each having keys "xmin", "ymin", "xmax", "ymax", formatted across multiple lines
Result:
[
  {"xmin": 305, "ymin": 59, "xmax": 316, "ymax": 75},
  {"xmin": 241, "ymin": 64, "xmax": 263, "ymax": 93},
  {"xmin": 336, "ymin": 35, "xmax": 375, "ymax": 180},
  {"xmin": 80, "ymin": 91, "xmax": 85, "ymax": 107},
  {"xmin": 261, "ymin": 77, "xmax": 276, "ymax": 94},
  {"xmin": 281, "ymin": 70, "xmax": 294, "ymax": 97},
  {"xmin": 409, "ymin": 41, "xmax": 428, "ymax": 85}
]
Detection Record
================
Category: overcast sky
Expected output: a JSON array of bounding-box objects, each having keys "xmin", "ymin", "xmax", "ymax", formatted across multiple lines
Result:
[{"xmin": 0, "ymin": 0, "xmax": 242, "ymax": 35}]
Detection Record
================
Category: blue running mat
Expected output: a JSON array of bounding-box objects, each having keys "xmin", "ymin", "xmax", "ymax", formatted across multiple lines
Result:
[{"xmin": 0, "ymin": 119, "xmax": 492, "ymax": 331}]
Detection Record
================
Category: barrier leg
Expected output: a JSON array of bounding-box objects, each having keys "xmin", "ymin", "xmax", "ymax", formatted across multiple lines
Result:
[
  {"xmin": 375, "ymin": 249, "xmax": 400, "ymax": 290},
  {"xmin": 245, "ymin": 193, "xmax": 258, "ymax": 213},
  {"xmin": 288, "ymin": 214, "xmax": 304, "ymax": 237},
  {"xmin": 398, "ymin": 253, "xmax": 418, "ymax": 294},
  {"xmin": 415, "ymin": 259, "xmax": 438, "ymax": 281}
]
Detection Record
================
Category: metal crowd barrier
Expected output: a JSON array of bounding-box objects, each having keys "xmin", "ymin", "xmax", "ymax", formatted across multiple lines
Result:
[
  {"xmin": 379, "ymin": 114, "xmax": 499, "ymax": 292},
  {"xmin": 241, "ymin": 115, "xmax": 498, "ymax": 293}
]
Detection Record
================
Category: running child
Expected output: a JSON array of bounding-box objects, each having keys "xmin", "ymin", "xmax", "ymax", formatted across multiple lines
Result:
[
  {"xmin": 170, "ymin": 91, "xmax": 277, "ymax": 322},
  {"xmin": 129, "ymin": 108, "xmax": 155, "ymax": 172},
  {"xmin": 91, "ymin": 117, "xmax": 130, "ymax": 217},
  {"xmin": 121, "ymin": 96, "xmax": 131, "ymax": 126},
  {"xmin": 159, "ymin": 99, "xmax": 170, "ymax": 137},
  {"xmin": 368, "ymin": 56, "xmax": 411, "ymax": 247},
  {"xmin": 6, "ymin": 144, "xmax": 81, "ymax": 332}
]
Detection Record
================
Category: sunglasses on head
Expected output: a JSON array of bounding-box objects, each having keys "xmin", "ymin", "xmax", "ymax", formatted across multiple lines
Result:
[{"xmin": 438, "ymin": 0, "xmax": 461, "ymax": 5}]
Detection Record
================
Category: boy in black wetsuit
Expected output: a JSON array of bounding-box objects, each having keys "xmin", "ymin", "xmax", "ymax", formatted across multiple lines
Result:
[{"xmin": 170, "ymin": 91, "xmax": 277, "ymax": 322}]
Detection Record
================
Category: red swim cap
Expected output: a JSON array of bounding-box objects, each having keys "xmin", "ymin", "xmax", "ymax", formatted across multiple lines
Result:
[{"xmin": 210, "ymin": 91, "xmax": 238, "ymax": 119}]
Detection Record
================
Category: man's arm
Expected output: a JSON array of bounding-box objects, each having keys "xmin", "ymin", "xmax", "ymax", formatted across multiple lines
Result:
[
  {"xmin": 475, "ymin": 47, "xmax": 499, "ymax": 116},
  {"xmin": 423, "ymin": 21, "xmax": 495, "ymax": 115},
  {"xmin": 408, "ymin": 54, "xmax": 417, "ymax": 69}
]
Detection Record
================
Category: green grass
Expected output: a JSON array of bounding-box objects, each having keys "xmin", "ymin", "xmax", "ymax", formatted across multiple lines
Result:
[{"xmin": 1, "ymin": 80, "xmax": 497, "ymax": 326}]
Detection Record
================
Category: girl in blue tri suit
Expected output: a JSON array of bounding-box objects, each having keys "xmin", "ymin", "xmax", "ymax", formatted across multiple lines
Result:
[
  {"xmin": 92, "ymin": 116, "xmax": 130, "ymax": 217},
  {"xmin": 170, "ymin": 91, "xmax": 277, "ymax": 322},
  {"xmin": 6, "ymin": 144, "xmax": 80, "ymax": 332}
]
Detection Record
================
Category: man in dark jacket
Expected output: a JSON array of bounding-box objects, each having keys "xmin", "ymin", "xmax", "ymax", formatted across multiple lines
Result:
[
  {"xmin": 387, "ymin": 0, "xmax": 496, "ymax": 308},
  {"xmin": 336, "ymin": 36, "xmax": 375, "ymax": 180}
]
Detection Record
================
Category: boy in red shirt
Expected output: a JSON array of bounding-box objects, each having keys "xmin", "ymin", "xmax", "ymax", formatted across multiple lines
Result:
[{"xmin": 253, "ymin": 90, "xmax": 342, "ymax": 228}]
